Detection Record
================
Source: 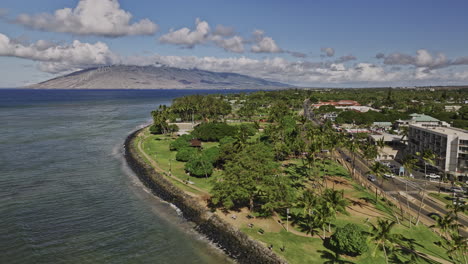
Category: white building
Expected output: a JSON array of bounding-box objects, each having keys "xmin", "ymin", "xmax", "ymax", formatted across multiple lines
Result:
[{"xmin": 408, "ymin": 124, "xmax": 468, "ymax": 177}]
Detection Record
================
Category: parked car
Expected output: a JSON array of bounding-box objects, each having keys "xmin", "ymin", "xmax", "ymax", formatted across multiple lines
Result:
[
  {"xmin": 367, "ymin": 175, "xmax": 377, "ymax": 182},
  {"xmin": 450, "ymin": 186, "xmax": 465, "ymax": 193},
  {"xmin": 453, "ymin": 197, "xmax": 466, "ymax": 205},
  {"xmin": 380, "ymin": 161, "xmax": 390, "ymax": 166},
  {"xmin": 345, "ymin": 157, "xmax": 352, "ymax": 163},
  {"xmin": 383, "ymin": 173, "xmax": 395, "ymax": 179},
  {"xmin": 425, "ymin": 173, "xmax": 440, "ymax": 179}
]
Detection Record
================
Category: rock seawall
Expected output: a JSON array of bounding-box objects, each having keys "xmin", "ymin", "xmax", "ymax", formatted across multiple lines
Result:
[{"xmin": 124, "ymin": 129, "xmax": 287, "ymax": 264}]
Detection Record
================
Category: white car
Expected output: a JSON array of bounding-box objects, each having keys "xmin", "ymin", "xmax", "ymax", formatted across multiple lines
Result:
[
  {"xmin": 425, "ymin": 173, "xmax": 440, "ymax": 179},
  {"xmin": 383, "ymin": 173, "xmax": 395, "ymax": 179}
]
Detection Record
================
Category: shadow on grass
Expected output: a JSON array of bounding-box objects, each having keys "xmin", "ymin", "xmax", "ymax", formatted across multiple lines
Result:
[{"xmin": 318, "ymin": 250, "xmax": 355, "ymax": 264}]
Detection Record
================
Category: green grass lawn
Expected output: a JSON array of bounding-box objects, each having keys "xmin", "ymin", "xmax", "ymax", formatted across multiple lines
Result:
[
  {"xmin": 429, "ymin": 192, "xmax": 454, "ymax": 206},
  {"xmin": 141, "ymin": 133, "xmax": 215, "ymax": 192}
]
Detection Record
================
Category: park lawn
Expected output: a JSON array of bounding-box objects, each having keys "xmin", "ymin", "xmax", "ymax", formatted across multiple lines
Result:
[
  {"xmin": 141, "ymin": 133, "xmax": 215, "ymax": 192},
  {"xmin": 393, "ymin": 224, "xmax": 451, "ymax": 262}
]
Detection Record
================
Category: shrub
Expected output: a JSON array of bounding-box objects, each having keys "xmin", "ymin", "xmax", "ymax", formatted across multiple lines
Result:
[
  {"xmin": 201, "ymin": 146, "xmax": 220, "ymax": 165},
  {"xmin": 149, "ymin": 124, "xmax": 163, "ymax": 134},
  {"xmin": 329, "ymin": 223, "xmax": 368, "ymax": 256},
  {"xmin": 184, "ymin": 156, "xmax": 214, "ymax": 177},
  {"xmin": 176, "ymin": 147, "xmax": 199, "ymax": 162},
  {"xmin": 169, "ymin": 134, "xmax": 192, "ymax": 151},
  {"xmin": 191, "ymin": 122, "xmax": 238, "ymax": 141}
]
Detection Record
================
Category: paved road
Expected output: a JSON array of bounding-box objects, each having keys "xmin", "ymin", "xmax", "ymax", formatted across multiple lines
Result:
[{"xmin": 337, "ymin": 147, "xmax": 467, "ymax": 237}]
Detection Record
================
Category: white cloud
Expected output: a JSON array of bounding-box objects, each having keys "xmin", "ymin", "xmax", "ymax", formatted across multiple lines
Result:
[
  {"xmin": 0, "ymin": 33, "xmax": 118, "ymax": 73},
  {"xmin": 321, "ymin": 47, "xmax": 335, "ymax": 57},
  {"xmin": 2, "ymin": 30, "xmax": 468, "ymax": 86},
  {"xmin": 159, "ymin": 18, "xmax": 210, "ymax": 48},
  {"xmin": 14, "ymin": 0, "xmax": 158, "ymax": 37},
  {"xmin": 380, "ymin": 49, "xmax": 455, "ymax": 69},
  {"xmin": 213, "ymin": 25, "xmax": 235, "ymax": 37},
  {"xmin": 250, "ymin": 30, "xmax": 282, "ymax": 53},
  {"xmin": 211, "ymin": 35, "xmax": 244, "ymax": 53}
]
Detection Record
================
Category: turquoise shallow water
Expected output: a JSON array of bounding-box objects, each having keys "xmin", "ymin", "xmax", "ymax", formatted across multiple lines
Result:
[{"xmin": 0, "ymin": 89, "xmax": 242, "ymax": 264}]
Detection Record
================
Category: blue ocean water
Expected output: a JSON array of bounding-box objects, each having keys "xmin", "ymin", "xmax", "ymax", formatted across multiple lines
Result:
[{"xmin": 0, "ymin": 89, "xmax": 246, "ymax": 264}]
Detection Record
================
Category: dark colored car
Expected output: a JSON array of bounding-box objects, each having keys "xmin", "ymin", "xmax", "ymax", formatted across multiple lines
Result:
[{"xmin": 367, "ymin": 175, "xmax": 376, "ymax": 182}]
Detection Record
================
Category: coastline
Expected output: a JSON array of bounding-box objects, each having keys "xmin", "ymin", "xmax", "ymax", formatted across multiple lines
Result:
[{"xmin": 124, "ymin": 127, "xmax": 287, "ymax": 264}]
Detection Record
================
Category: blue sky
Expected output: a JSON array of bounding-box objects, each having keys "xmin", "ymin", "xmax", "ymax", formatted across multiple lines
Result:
[{"xmin": 0, "ymin": 0, "xmax": 468, "ymax": 87}]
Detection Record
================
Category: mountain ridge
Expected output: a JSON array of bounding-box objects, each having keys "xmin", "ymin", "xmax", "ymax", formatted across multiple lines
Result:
[{"xmin": 27, "ymin": 65, "xmax": 291, "ymax": 89}]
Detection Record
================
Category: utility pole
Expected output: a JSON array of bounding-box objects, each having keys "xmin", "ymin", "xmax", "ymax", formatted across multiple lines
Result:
[{"xmin": 286, "ymin": 208, "xmax": 289, "ymax": 232}]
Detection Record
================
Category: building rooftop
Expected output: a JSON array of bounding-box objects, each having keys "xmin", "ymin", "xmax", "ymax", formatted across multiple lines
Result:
[
  {"xmin": 373, "ymin": 122, "xmax": 392, "ymax": 126},
  {"xmin": 410, "ymin": 124, "xmax": 468, "ymax": 137},
  {"xmin": 408, "ymin": 113, "xmax": 440, "ymax": 122},
  {"xmin": 370, "ymin": 133, "xmax": 402, "ymax": 143}
]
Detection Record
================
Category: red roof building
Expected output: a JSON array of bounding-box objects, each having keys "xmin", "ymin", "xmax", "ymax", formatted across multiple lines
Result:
[{"xmin": 312, "ymin": 100, "xmax": 360, "ymax": 108}]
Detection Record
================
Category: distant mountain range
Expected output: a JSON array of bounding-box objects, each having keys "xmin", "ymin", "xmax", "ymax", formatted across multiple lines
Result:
[{"xmin": 27, "ymin": 65, "xmax": 291, "ymax": 89}]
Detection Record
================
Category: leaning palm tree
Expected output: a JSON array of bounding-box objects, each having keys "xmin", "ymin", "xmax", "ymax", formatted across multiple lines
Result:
[
  {"xmin": 430, "ymin": 213, "xmax": 459, "ymax": 238},
  {"xmin": 369, "ymin": 219, "xmax": 401, "ymax": 264},
  {"xmin": 437, "ymin": 232, "xmax": 468, "ymax": 264}
]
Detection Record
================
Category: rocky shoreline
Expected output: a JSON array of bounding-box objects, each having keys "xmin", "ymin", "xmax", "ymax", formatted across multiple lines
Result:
[{"xmin": 124, "ymin": 128, "xmax": 287, "ymax": 264}]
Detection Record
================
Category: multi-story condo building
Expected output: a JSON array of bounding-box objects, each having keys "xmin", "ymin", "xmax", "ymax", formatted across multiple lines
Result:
[{"xmin": 408, "ymin": 124, "xmax": 468, "ymax": 178}]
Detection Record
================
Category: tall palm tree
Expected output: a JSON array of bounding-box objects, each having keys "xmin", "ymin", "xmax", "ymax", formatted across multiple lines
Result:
[
  {"xmin": 402, "ymin": 155, "xmax": 417, "ymax": 178},
  {"xmin": 369, "ymin": 162, "xmax": 390, "ymax": 201},
  {"xmin": 369, "ymin": 219, "xmax": 401, "ymax": 264},
  {"xmin": 362, "ymin": 144, "xmax": 378, "ymax": 167},
  {"xmin": 417, "ymin": 149, "xmax": 436, "ymax": 177},
  {"xmin": 347, "ymin": 138, "xmax": 359, "ymax": 179},
  {"xmin": 323, "ymin": 189, "xmax": 349, "ymax": 232}
]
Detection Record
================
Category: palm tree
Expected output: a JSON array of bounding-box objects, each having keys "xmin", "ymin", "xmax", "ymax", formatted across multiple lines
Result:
[
  {"xmin": 437, "ymin": 232, "xmax": 468, "ymax": 264},
  {"xmin": 362, "ymin": 144, "xmax": 378, "ymax": 167},
  {"xmin": 446, "ymin": 199, "xmax": 467, "ymax": 222},
  {"xmin": 429, "ymin": 213, "xmax": 459, "ymax": 238},
  {"xmin": 299, "ymin": 212, "xmax": 323, "ymax": 238},
  {"xmin": 417, "ymin": 149, "xmax": 436, "ymax": 177},
  {"xmin": 297, "ymin": 190, "xmax": 318, "ymax": 215},
  {"xmin": 323, "ymin": 189, "xmax": 349, "ymax": 232},
  {"xmin": 347, "ymin": 138, "xmax": 359, "ymax": 179},
  {"xmin": 324, "ymin": 189, "xmax": 349, "ymax": 215},
  {"xmin": 369, "ymin": 219, "xmax": 401, "ymax": 264},
  {"xmin": 369, "ymin": 162, "xmax": 390, "ymax": 201},
  {"xmin": 402, "ymin": 155, "xmax": 417, "ymax": 178}
]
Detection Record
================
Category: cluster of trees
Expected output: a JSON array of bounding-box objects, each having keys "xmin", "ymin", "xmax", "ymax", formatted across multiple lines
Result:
[
  {"xmin": 334, "ymin": 110, "xmax": 409, "ymax": 125},
  {"xmin": 171, "ymin": 94, "xmax": 231, "ymax": 121},
  {"xmin": 191, "ymin": 122, "xmax": 257, "ymax": 142}
]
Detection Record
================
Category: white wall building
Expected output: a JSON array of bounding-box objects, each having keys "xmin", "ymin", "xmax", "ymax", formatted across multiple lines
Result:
[{"xmin": 408, "ymin": 124, "xmax": 468, "ymax": 177}]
